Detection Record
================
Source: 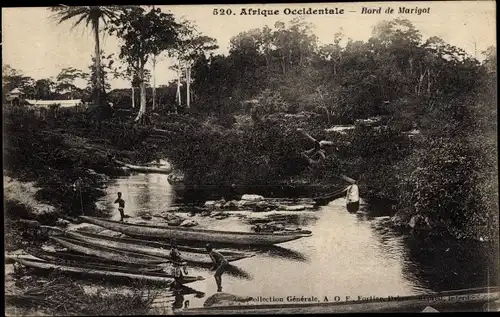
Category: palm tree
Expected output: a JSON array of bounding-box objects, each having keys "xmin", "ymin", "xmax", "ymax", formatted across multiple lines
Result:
[{"xmin": 49, "ymin": 6, "xmax": 120, "ymax": 108}]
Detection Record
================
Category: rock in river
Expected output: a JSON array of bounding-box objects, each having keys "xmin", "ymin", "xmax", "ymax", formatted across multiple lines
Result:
[
  {"xmin": 211, "ymin": 212, "xmax": 230, "ymax": 220},
  {"xmin": 141, "ymin": 213, "xmax": 152, "ymax": 220},
  {"xmin": 179, "ymin": 219, "xmax": 198, "ymax": 227},
  {"xmin": 281, "ymin": 205, "xmax": 306, "ymax": 211},
  {"xmin": 222, "ymin": 200, "xmax": 239, "ymax": 210},
  {"xmin": 253, "ymin": 201, "xmax": 274, "ymax": 212},
  {"xmin": 203, "ymin": 292, "xmax": 253, "ymax": 307},
  {"xmin": 205, "ymin": 201, "xmax": 217, "ymax": 208},
  {"xmin": 241, "ymin": 194, "xmax": 264, "ymax": 201}
]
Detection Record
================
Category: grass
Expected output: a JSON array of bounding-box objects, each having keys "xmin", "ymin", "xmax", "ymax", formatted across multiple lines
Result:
[{"xmin": 6, "ymin": 269, "xmax": 170, "ymax": 316}]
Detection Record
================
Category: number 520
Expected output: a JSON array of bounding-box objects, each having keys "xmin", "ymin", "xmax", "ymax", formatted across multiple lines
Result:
[{"xmin": 213, "ymin": 9, "xmax": 233, "ymax": 15}]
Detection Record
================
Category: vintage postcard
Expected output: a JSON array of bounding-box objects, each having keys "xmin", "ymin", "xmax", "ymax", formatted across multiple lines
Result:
[{"xmin": 3, "ymin": 1, "xmax": 498, "ymax": 315}]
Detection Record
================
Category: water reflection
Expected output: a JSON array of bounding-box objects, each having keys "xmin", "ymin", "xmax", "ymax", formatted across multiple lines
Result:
[
  {"xmin": 194, "ymin": 263, "xmax": 253, "ymax": 280},
  {"xmin": 136, "ymin": 174, "xmax": 152, "ymax": 215},
  {"xmin": 171, "ymin": 285, "xmax": 205, "ymax": 310},
  {"xmin": 101, "ymin": 174, "xmax": 176, "ymax": 221},
  {"xmin": 256, "ymin": 245, "xmax": 310, "ymax": 262},
  {"xmin": 225, "ymin": 264, "xmax": 253, "ymax": 280},
  {"xmin": 368, "ymin": 211, "xmax": 499, "ymax": 294},
  {"xmin": 399, "ymin": 234, "xmax": 499, "ymax": 293},
  {"xmin": 101, "ymin": 173, "xmax": 497, "ymax": 309}
]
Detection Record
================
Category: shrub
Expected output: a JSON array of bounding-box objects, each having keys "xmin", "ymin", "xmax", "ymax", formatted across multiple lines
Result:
[{"xmin": 395, "ymin": 136, "xmax": 495, "ymax": 240}]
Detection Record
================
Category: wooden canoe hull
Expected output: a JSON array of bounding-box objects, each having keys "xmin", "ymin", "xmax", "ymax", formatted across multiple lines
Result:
[
  {"xmin": 80, "ymin": 216, "xmax": 311, "ymax": 246},
  {"xmin": 313, "ymin": 187, "xmax": 348, "ymax": 206},
  {"xmin": 64, "ymin": 231, "xmax": 250, "ymax": 264},
  {"xmin": 72, "ymin": 230, "xmax": 250, "ymax": 258},
  {"xmin": 26, "ymin": 248, "xmax": 165, "ymax": 273},
  {"xmin": 51, "ymin": 236, "xmax": 169, "ymax": 265},
  {"xmin": 14, "ymin": 257, "xmax": 178, "ymax": 285},
  {"xmin": 14, "ymin": 256, "xmax": 204, "ymax": 285},
  {"xmin": 178, "ymin": 287, "xmax": 500, "ymax": 314}
]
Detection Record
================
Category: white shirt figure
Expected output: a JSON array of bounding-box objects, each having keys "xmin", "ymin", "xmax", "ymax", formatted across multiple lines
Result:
[{"xmin": 346, "ymin": 184, "xmax": 359, "ymax": 203}]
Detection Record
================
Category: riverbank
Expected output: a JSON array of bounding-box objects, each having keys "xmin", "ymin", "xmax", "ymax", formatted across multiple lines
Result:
[
  {"xmin": 4, "ymin": 257, "xmax": 170, "ymax": 316},
  {"xmin": 4, "ymin": 103, "xmax": 497, "ymax": 244},
  {"xmin": 5, "ymin": 168, "xmax": 498, "ymax": 315},
  {"xmin": 3, "ymin": 106, "xmax": 164, "ymax": 225}
]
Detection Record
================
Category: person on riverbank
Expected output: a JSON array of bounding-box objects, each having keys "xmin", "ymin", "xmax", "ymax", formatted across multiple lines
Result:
[
  {"xmin": 169, "ymin": 240, "xmax": 188, "ymax": 289},
  {"xmin": 297, "ymin": 128, "xmax": 335, "ymax": 166},
  {"xmin": 346, "ymin": 181, "xmax": 360, "ymax": 213},
  {"xmin": 114, "ymin": 192, "xmax": 126, "ymax": 221},
  {"xmin": 206, "ymin": 244, "xmax": 228, "ymax": 292}
]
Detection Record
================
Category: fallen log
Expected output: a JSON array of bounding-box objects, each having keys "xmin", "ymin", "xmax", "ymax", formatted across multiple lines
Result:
[{"xmin": 113, "ymin": 160, "xmax": 172, "ymax": 174}]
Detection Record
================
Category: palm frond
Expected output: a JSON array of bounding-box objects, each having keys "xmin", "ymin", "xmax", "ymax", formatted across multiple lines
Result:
[
  {"xmin": 70, "ymin": 14, "xmax": 88, "ymax": 31},
  {"xmin": 50, "ymin": 7, "xmax": 89, "ymax": 25}
]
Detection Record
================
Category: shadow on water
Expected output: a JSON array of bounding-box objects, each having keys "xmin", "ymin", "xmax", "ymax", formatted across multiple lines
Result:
[
  {"xmin": 368, "ymin": 214, "xmax": 500, "ymax": 293},
  {"xmin": 193, "ymin": 262, "xmax": 253, "ymax": 280},
  {"xmin": 225, "ymin": 264, "xmax": 253, "ymax": 280},
  {"xmin": 169, "ymin": 240, "xmax": 310, "ymax": 263},
  {"xmin": 256, "ymin": 245, "xmax": 310, "ymax": 262},
  {"xmin": 399, "ymin": 233, "xmax": 499, "ymax": 293},
  {"xmin": 171, "ymin": 285, "xmax": 206, "ymax": 310},
  {"xmin": 221, "ymin": 244, "xmax": 309, "ymax": 262}
]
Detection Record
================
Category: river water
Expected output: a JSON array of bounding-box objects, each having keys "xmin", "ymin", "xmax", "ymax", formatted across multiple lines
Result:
[{"xmin": 97, "ymin": 173, "xmax": 498, "ymax": 311}]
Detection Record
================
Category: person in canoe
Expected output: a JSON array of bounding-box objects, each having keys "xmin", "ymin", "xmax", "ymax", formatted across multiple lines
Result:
[
  {"xmin": 114, "ymin": 192, "xmax": 126, "ymax": 221},
  {"xmin": 345, "ymin": 181, "xmax": 360, "ymax": 213},
  {"xmin": 297, "ymin": 128, "xmax": 336, "ymax": 166},
  {"xmin": 206, "ymin": 244, "xmax": 228, "ymax": 292}
]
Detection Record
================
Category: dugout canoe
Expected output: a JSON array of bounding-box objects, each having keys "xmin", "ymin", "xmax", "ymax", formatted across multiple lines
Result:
[
  {"xmin": 63, "ymin": 231, "xmax": 251, "ymax": 264},
  {"xmin": 12, "ymin": 257, "xmax": 204, "ymax": 285},
  {"xmin": 26, "ymin": 248, "xmax": 164, "ymax": 273},
  {"xmin": 50, "ymin": 236, "xmax": 170, "ymax": 265},
  {"xmin": 313, "ymin": 186, "xmax": 349, "ymax": 206},
  {"xmin": 177, "ymin": 287, "xmax": 500, "ymax": 314},
  {"xmin": 80, "ymin": 216, "xmax": 311, "ymax": 245}
]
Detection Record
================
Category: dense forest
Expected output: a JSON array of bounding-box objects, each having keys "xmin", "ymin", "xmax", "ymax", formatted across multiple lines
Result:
[{"xmin": 3, "ymin": 12, "xmax": 497, "ymax": 242}]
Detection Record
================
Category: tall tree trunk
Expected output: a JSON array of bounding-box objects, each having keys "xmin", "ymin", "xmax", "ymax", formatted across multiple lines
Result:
[
  {"xmin": 281, "ymin": 55, "xmax": 286, "ymax": 74},
  {"xmin": 176, "ymin": 64, "xmax": 182, "ymax": 107},
  {"xmin": 427, "ymin": 69, "xmax": 431, "ymax": 95},
  {"xmin": 152, "ymin": 55, "xmax": 156, "ymax": 111},
  {"xmin": 186, "ymin": 65, "xmax": 191, "ymax": 109},
  {"xmin": 131, "ymin": 84, "xmax": 135, "ymax": 108},
  {"xmin": 134, "ymin": 64, "xmax": 147, "ymax": 123},
  {"xmin": 93, "ymin": 18, "xmax": 104, "ymax": 106},
  {"xmin": 151, "ymin": 5, "xmax": 157, "ymax": 111}
]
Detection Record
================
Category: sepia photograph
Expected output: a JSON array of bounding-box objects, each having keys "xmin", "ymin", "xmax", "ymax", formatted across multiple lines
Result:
[{"xmin": 2, "ymin": 1, "xmax": 498, "ymax": 315}]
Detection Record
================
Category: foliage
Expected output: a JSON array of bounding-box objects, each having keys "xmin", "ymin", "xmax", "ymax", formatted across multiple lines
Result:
[
  {"xmin": 6, "ymin": 272, "xmax": 162, "ymax": 316},
  {"xmin": 107, "ymin": 6, "xmax": 181, "ymax": 122},
  {"xmin": 54, "ymin": 67, "xmax": 88, "ymax": 98},
  {"xmin": 86, "ymin": 53, "xmax": 114, "ymax": 93},
  {"xmin": 4, "ymin": 15, "xmax": 496, "ymax": 241},
  {"xmin": 3, "ymin": 106, "xmax": 160, "ymax": 218}
]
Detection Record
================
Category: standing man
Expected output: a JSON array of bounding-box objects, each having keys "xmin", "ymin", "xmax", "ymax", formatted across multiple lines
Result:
[
  {"xmin": 114, "ymin": 192, "xmax": 126, "ymax": 221},
  {"xmin": 345, "ymin": 181, "xmax": 360, "ymax": 213},
  {"xmin": 72, "ymin": 177, "xmax": 84, "ymax": 215},
  {"xmin": 206, "ymin": 244, "xmax": 228, "ymax": 292}
]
